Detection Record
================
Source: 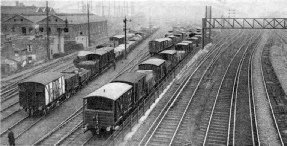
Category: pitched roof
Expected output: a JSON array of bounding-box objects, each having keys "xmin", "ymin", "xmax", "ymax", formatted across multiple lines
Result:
[
  {"xmin": 84, "ymin": 82, "xmax": 132, "ymax": 101},
  {"xmin": 21, "ymin": 72, "xmax": 63, "ymax": 85},
  {"xmin": 21, "ymin": 15, "xmax": 47, "ymax": 23},
  {"xmin": 3, "ymin": 14, "xmax": 34, "ymax": 24}
]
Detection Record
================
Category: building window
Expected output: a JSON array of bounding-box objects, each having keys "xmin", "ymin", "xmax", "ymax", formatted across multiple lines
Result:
[
  {"xmin": 55, "ymin": 19, "xmax": 57, "ymax": 22},
  {"xmin": 21, "ymin": 19, "xmax": 23, "ymax": 21},
  {"xmin": 22, "ymin": 27, "xmax": 26, "ymax": 34},
  {"xmin": 14, "ymin": 19, "xmax": 16, "ymax": 22},
  {"xmin": 27, "ymin": 44, "xmax": 32, "ymax": 52},
  {"xmin": 39, "ymin": 27, "xmax": 44, "ymax": 32},
  {"xmin": 80, "ymin": 32, "xmax": 83, "ymax": 35}
]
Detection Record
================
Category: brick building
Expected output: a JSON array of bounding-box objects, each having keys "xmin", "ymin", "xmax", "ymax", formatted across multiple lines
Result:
[
  {"xmin": 1, "ymin": 2, "xmax": 108, "ymax": 75},
  {"xmin": 1, "ymin": 2, "xmax": 108, "ymax": 41}
]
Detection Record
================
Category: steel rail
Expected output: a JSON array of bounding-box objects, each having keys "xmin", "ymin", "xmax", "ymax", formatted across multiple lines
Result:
[
  {"xmin": 202, "ymin": 32, "xmax": 254, "ymax": 145},
  {"xmin": 232, "ymin": 33, "xmax": 261, "ymax": 145},
  {"xmin": 260, "ymin": 36, "xmax": 284, "ymax": 145},
  {"xmin": 138, "ymin": 30, "xmax": 244, "ymax": 146}
]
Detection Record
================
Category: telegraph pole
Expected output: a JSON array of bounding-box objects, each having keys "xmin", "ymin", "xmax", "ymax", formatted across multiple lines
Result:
[
  {"xmin": 46, "ymin": 1, "xmax": 50, "ymax": 60},
  {"xmin": 123, "ymin": 16, "xmax": 131, "ymax": 59},
  {"xmin": 87, "ymin": 2, "xmax": 90, "ymax": 47}
]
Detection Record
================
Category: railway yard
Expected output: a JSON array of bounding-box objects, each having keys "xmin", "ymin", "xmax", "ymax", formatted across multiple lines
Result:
[{"xmin": 1, "ymin": 10, "xmax": 287, "ymax": 146}]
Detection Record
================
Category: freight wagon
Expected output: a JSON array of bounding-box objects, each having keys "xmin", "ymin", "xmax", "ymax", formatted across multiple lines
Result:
[
  {"xmin": 138, "ymin": 58, "xmax": 166, "ymax": 83},
  {"xmin": 19, "ymin": 72, "xmax": 66, "ymax": 116},
  {"xmin": 83, "ymin": 82, "xmax": 133, "ymax": 134}
]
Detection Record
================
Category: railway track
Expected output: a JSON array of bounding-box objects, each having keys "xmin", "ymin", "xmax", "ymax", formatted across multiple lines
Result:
[
  {"xmin": 32, "ymin": 28, "xmax": 224, "ymax": 145},
  {"xmin": 202, "ymin": 32, "xmax": 260, "ymax": 145},
  {"xmin": 100, "ymin": 30, "xmax": 242, "ymax": 146},
  {"xmin": 232, "ymin": 33, "xmax": 261, "ymax": 145},
  {"xmin": 136, "ymin": 30, "xmax": 247, "ymax": 146},
  {"xmin": 99, "ymin": 30, "xmax": 243, "ymax": 146},
  {"xmin": 0, "ymin": 114, "xmax": 45, "ymax": 145},
  {"xmin": 261, "ymin": 33, "xmax": 287, "ymax": 145}
]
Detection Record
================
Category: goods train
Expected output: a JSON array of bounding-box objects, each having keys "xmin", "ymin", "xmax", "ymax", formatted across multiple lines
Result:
[
  {"xmin": 83, "ymin": 27, "xmax": 201, "ymax": 134},
  {"xmin": 18, "ymin": 27, "xmax": 159, "ymax": 116}
]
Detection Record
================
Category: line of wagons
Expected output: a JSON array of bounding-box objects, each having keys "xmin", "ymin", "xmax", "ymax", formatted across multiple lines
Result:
[
  {"xmin": 83, "ymin": 28, "xmax": 202, "ymax": 134},
  {"xmin": 18, "ymin": 27, "xmax": 159, "ymax": 116}
]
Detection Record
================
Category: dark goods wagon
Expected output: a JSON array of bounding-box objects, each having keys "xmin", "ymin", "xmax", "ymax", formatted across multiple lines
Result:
[
  {"xmin": 112, "ymin": 72, "xmax": 147, "ymax": 107},
  {"xmin": 18, "ymin": 72, "xmax": 66, "ymax": 116},
  {"xmin": 149, "ymin": 39, "xmax": 165, "ymax": 55},
  {"xmin": 175, "ymin": 43, "xmax": 189, "ymax": 57},
  {"xmin": 94, "ymin": 47, "xmax": 115, "ymax": 71},
  {"xmin": 159, "ymin": 50, "xmax": 178, "ymax": 69},
  {"xmin": 83, "ymin": 82, "xmax": 133, "ymax": 134},
  {"xmin": 138, "ymin": 58, "xmax": 166, "ymax": 84}
]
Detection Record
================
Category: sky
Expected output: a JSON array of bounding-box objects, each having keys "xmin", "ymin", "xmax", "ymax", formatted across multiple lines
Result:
[{"xmin": 1, "ymin": 0, "xmax": 286, "ymax": 18}]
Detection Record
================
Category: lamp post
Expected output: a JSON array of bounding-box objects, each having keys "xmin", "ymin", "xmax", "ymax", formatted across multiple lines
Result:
[{"xmin": 123, "ymin": 16, "xmax": 131, "ymax": 59}]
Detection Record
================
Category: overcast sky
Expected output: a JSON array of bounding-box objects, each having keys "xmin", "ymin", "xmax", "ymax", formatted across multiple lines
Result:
[{"xmin": 1, "ymin": 0, "xmax": 286, "ymax": 17}]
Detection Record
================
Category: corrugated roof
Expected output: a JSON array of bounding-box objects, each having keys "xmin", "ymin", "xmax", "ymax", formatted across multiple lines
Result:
[
  {"xmin": 84, "ymin": 82, "xmax": 132, "ymax": 101},
  {"xmin": 140, "ymin": 58, "xmax": 165, "ymax": 66},
  {"xmin": 21, "ymin": 72, "xmax": 63, "ymax": 85},
  {"xmin": 113, "ymin": 72, "xmax": 145, "ymax": 84}
]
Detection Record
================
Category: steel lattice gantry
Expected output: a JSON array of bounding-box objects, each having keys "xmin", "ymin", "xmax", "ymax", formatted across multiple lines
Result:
[
  {"xmin": 201, "ymin": 18, "xmax": 287, "ymax": 48},
  {"xmin": 203, "ymin": 18, "xmax": 287, "ymax": 29}
]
